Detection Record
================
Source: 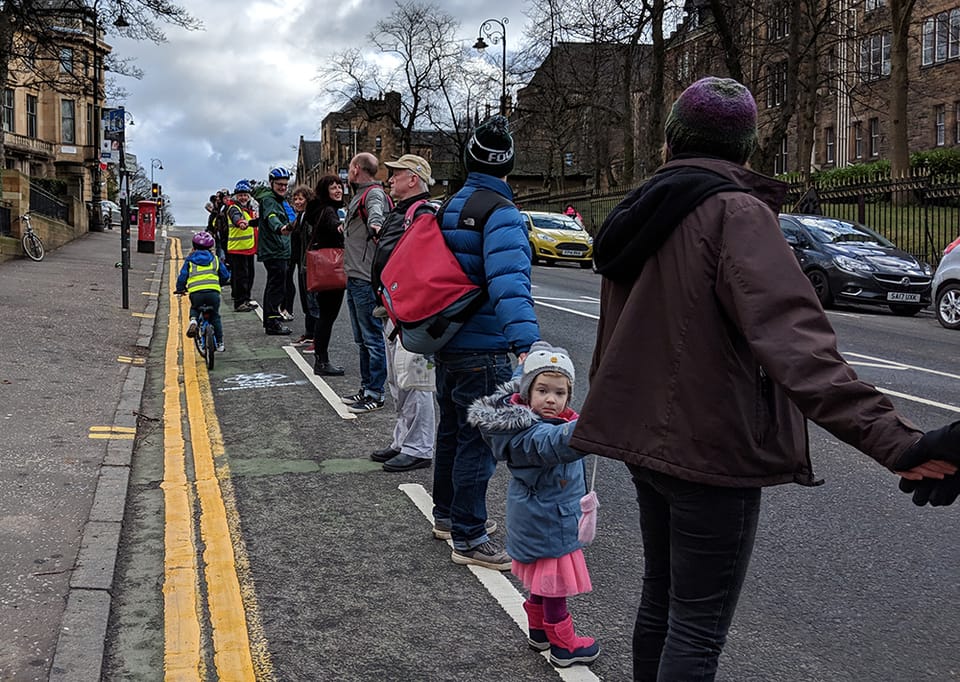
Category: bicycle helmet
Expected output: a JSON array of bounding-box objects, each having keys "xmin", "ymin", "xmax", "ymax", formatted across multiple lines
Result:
[
  {"xmin": 268, "ymin": 166, "xmax": 291, "ymax": 182},
  {"xmin": 192, "ymin": 231, "xmax": 216, "ymax": 249},
  {"xmin": 234, "ymin": 179, "xmax": 253, "ymax": 194}
]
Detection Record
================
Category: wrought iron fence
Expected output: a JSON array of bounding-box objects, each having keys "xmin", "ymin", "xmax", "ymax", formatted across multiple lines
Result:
[
  {"xmin": 29, "ymin": 182, "xmax": 68, "ymax": 221},
  {"xmin": 518, "ymin": 171, "xmax": 960, "ymax": 266}
]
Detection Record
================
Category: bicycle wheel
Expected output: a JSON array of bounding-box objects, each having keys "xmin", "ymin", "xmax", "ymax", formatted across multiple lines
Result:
[
  {"xmin": 204, "ymin": 323, "xmax": 216, "ymax": 370},
  {"xmin": 22, "ymin": 232, "xmax": 44, "ymax": 261}
]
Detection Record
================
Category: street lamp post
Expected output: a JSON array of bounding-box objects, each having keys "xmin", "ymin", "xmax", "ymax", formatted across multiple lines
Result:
[
  {"xmin": 473, "ymin": 17, "xmax": 509, "ymax": 117},
  {"xmin": 150, "ymin": 157, "xmax": 163, "ymax": 185}
]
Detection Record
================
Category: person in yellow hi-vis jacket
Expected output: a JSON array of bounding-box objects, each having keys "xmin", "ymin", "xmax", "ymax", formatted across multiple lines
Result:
[{"xmin": 175, "ymin": 231, "xmax": 231, "ymax": 352}]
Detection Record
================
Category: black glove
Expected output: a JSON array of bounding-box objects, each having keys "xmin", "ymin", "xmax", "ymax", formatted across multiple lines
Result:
[
  {"xmin": 893, "ymin": 421, "xmax": 960, "ymax": 471},
  {"xmin": 899, "ymin": 475, "xmax": 960, "ymax": 507}
]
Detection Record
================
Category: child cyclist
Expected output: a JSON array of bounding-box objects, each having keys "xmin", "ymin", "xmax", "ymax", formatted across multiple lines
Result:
[
  {"xmin": 175, "ymin": 232, "xmax": 231, "ymax": 351},
  {"xmin": 468, "ymin": 341, "xmax": 599, "ymax": 668}
]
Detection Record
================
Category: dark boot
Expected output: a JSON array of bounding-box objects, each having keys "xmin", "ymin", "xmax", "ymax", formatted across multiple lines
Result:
[{"xmin": 313, "ymin": 356, "xmax": 345, "ymax": 376}]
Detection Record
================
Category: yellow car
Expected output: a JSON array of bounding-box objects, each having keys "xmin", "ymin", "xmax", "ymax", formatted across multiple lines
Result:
[{"xmin": 523, "ymin": 211, "xmax": 594, "ymax": 268}]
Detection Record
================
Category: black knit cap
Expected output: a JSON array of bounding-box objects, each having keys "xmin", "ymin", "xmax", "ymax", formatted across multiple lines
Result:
[{"xmin": 464, "ymin": 115, "xmax": 515, "ymax": 177}]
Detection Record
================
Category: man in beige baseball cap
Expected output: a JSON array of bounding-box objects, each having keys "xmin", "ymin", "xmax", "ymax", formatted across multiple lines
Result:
[{"xmin": 384, "ymin": 154, "xmax": 435, "ymax": 186}]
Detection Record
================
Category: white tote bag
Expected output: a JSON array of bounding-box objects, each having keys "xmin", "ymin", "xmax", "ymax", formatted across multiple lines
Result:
[{"xmin": 394, "ymin": 344, "xmax": 436, "ymax": 391}]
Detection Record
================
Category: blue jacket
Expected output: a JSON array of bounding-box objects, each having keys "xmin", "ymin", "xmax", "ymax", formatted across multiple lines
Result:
[
  {"xmin": 439, "ymin": 173, "xmax": 539, "ymax": 355},
  {"xmin": 175, "ymin": 249, "xmax": 230, "ymax": 292},
  {"xmin": 468, "ymin": 380, "xmax": 587, "ymax": 563}
]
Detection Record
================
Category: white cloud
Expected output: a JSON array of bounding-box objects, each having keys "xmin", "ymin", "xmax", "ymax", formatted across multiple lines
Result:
[{"xmin": 111, "ymin": 0, "xmax": 529, "ymax": 225}]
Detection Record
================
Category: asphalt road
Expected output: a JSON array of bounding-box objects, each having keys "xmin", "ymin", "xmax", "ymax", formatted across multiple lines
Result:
[{"xmin": 104, "ymin": 234, "xmax": 960, "ymax": 681}]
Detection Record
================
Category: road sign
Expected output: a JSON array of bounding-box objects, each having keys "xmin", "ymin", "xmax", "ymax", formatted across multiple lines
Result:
[{"xmin": 103, "ymin": 108, "xmax": 126, "ymax": 141}]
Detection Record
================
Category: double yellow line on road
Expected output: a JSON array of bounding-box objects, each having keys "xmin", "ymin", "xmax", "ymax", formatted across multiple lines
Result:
[{"xmin": 163, "ymin": 239, "xmax": 270, "ymax": 680}]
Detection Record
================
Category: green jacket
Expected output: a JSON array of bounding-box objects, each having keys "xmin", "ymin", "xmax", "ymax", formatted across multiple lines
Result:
[{"xmin": 257, "ymin": 191, "xmax": 291, "ymax": 262}]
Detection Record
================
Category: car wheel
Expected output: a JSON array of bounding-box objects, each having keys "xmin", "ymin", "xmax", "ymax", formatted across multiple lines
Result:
[
  {"xmin": 806, "ymin": 269, "xmax": 833, "ymax": 307},
  {"xmin": 888, "ymin": 303, "xmax": 924, "ymax": 317},
  {"xmin": 579, "ymin": 260, "xmax": 592, "ymax": 269},
  {"xmin": 529, "ymin": 243, "xmax": 539, "ymax": 265},
  {"xmin": 936, "ymin": 283, "xmax": 960, "ymax": 329}
]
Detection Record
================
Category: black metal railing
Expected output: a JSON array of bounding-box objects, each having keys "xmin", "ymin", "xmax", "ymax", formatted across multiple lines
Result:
[
  {"xmin": 518, "ymin": 170, "xmax": 960, "ymax": 266},
  {"xmin": 29, "ymin": 182, "xmax": 68, "ymax": 221}
]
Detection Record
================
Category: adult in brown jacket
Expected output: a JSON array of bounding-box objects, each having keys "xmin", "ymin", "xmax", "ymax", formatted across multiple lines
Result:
[{"xmin": 569, "ymin": 77, "xmax": 959, "ymax": 682}]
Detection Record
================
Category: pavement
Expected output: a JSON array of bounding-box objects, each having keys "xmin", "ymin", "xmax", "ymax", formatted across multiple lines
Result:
[{"xmin": 0, "ymin": 230, "xmax": 165, "ymax": 681}]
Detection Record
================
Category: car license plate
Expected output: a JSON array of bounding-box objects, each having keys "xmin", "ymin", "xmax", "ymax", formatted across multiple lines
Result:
[
  {"xmin": 887, "ymin": 292, "xmax": 921, "ymax": 302},
  {"xmin": 560, "ymin": 249, "xmax": 583, "ymax": 257}
]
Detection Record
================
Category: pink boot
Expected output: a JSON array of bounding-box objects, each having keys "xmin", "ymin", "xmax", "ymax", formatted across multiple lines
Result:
[
  {"xmin": 522, "ymin": 600, "xmax": 550, "ymax": 651},
  {"xmin": 543, "ymin": 614, "xmax": 600, "ymax": 667}
]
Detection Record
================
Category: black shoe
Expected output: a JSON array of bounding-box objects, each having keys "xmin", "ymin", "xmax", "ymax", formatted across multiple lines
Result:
[
  {"xmin": 383, "ymin": 453, "xmax": 431, "ymax": 472},
  {"xmin": 265, "ymin": 325, "xmax": 292, "ymax": 336},
  {"xmin": 370, "ymin": 447, "xmax": 401, "ymax": 463},
  {"xmin": 313, "ymin": 361, "xmax": 345, "ymax": 377}
]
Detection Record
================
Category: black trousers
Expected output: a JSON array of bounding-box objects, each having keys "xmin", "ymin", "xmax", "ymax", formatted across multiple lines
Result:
[
  {"xmin": 230, "ymin": 253, "xmax": 255, "ymax": 309},
  {"xmin": 262, "ymin": 259, "xmax": 288, "ymax": 327},
  {"xmin": 298, "ymin": 269, "xmax": 318, "ymax": 338},
  {"xmin": 310, "ymin": 288, "xmax": 345, "ymax": 362},
  {"xmin": 282, "ymin": 259, "xmax": 298, "ymax": 313}
]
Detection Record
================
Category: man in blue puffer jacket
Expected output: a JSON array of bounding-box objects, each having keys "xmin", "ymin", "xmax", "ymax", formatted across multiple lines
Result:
[{"xmin": 431, "ymin": 115, "xmax": 541, "ymax": 571}]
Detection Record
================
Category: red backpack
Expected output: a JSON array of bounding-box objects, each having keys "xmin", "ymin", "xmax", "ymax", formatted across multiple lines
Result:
[{"xmin": 379, "ymin": 189, "xmax": 510, "ymax": 353}]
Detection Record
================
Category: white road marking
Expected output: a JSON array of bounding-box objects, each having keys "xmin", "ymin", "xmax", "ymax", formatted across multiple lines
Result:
[
  {"xmin": 535, "ymin": 296, "xmax": 600, "ymax": 304},
  {"xmin": 281, "ymin": 347, "xmax": 357, "ymax": 420},
  {"xmin": 534, "ymin": 300, "xmax": 600, "ymax": 320},
  {"xmin": 845, "ymin": 352, "xmax": 960, "ymax": 381},
  {"xmin": 399, "ymin": 483, "xmax": 600, "ymax": 682},
  {"xmin": 880, "ymin": 389, "xmax": 960, "ymax": 414}
]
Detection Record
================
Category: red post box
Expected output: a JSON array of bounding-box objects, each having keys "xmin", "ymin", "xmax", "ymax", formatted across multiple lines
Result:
[{"xmin": 137, "ymin": 200, "xmax": 157, "ymax": 253}]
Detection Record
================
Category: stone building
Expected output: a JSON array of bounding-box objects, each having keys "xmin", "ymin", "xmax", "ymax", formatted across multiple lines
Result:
[
  {"xmin": 3, "ymin": 5, "xmax": 110, "ymax": 216},
  {"xmin": 665, "ymin": 0, "xmax": 960, "ymax": 174}
]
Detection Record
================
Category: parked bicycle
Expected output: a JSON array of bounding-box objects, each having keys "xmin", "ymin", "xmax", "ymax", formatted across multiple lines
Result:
[{"xmin": 20, "ymin": 212, "xmax": 44, "ymax": 262}]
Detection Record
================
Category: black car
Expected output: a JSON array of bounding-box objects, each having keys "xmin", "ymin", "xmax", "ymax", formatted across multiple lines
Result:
[{"xmin": 778, "ymin": 214, "xmax": 933, "ymax": 316}]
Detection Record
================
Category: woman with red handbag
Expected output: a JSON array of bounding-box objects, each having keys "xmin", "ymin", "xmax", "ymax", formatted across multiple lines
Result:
[{"xmin": 304, "ymin": 175, "xmax": 347, "ymax": 376}]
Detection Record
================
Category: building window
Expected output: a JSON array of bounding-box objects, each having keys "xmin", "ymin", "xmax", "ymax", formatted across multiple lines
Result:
[
  {"xmin": 61, "ymin": 99, "xmax": 76, "ymax": 143},
  {"xmin": 26, "ymin": 95, "xmax": 37, "ymax": 139},
  {"xmin": 375, "ymin": 135, "xmax": 382, "ymax": 151},
  {"xmin": 853, "ymin": 122, "xmax": 863, "ymax": 159},
  {"xmin": 865, "ymin": 0, "xmax": 885, "ymax": 9},
  {"xmin": 825, "ymin": 126, "xmax": 835, "ymax": 163},
  {"xmin": 766, "ymin": 60, "xmax": 788, "ymax": 108},
  {"xmin": 935, "ymin": 104, "xmax": 946, "ymax": 146},
  {"xmin": 860, "ymin": 33, "xmax": 891, "ymax": 81},
  {"xmin": 24, "ymin": 42, "xmax": 36, "ymax": 70},
  {"xmin": 59, "ymin": 47, "xmax": 73, "ymax": 74},
  {"xmin": 769, "ymin": 1, "xmax": 790, "ymax": 40},
  {"xmin": 86, "ymin": 103, "xmax": 94, "ymax": 146},
  {"xmin": 2, "ymin": 89, "xmax": 14, "ymax": 133},
  {"xmin": 923, "ymin": 10, "xmax": 960, "ymax": 66},
  {"xmin": 955, "ymin": 102, "xmax": 960, "ymax": 143},
  {"xmin": 774, "ymin": 136, "xmax": 788, "ymax": 174},
  {"xmin": 869, "ymin": 117, "xmax": 880, "ymax": 157}
]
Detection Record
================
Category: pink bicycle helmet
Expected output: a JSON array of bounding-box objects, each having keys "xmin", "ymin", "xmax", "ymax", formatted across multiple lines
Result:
[{"xmin": 192, "ymin": 231, "xmax": 216, "ymax": 249}]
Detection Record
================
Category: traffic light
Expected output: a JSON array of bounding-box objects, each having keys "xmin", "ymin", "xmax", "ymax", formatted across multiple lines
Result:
[
  {"xmin": 151, "ymin": 182, "xmax": 159, "ymax": 199},
  {"xmin": 157, "ymin": 197, "xmax": 164, "ymax": 209}
]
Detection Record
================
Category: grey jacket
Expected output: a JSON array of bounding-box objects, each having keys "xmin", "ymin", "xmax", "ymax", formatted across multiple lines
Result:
[{"xmin": 343, "ymin": 181, "xmax": 389, "ymax": 281}]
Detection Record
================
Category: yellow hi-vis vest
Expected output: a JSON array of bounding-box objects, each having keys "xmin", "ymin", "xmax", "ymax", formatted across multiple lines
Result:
[
  {"xmin": 186, "ymin": 257, "xmax": 222, "ymax": 293},
  {"xmin": 228, "ymin": 204, "xmax": 256, "ymax": 254}
]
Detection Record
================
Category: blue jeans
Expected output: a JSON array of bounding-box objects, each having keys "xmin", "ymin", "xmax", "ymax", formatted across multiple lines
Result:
[
  {"xmin": 628, "ymin": 465, "xmax": 761, "ymax": 682},
  {"xmin": 432, "ymin": 351, "xmax": 512, "ymax": 550},
  {"xmin": 345, "ymin": 277, "xmax": 386, "ymax": 398}
]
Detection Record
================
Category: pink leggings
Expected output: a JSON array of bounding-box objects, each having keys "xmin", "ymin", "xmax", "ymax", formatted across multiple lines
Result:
[{"xmin": 528, "ymin": 593, "xmax": 569, "ymax": 623}]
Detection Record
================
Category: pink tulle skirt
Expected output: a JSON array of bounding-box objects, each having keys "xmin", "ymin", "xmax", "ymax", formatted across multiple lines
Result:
[{"xmin": 512, "ymin": 549, "xmax": 592, "ymax": 598}]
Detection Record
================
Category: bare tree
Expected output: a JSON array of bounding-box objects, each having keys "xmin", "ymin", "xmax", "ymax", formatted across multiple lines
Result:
[{"xmin": 887, "ymin": 0, "xmax": 917, "ymax": 179}]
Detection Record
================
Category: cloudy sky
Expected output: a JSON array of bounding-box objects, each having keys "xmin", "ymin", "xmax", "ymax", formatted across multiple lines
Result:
[{"xmin": 109, "ymin": 0, "xmax": 529, "ymax": 226}]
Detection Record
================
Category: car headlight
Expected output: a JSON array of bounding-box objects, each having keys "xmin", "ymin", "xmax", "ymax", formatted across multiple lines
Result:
[
  {"xmin": 538, "ymin": 233, "xmax": 557, "ymax": 244},
  {"xmin": 922, "ymin": 262, "xmax": 934, "ymax": 276},
  {"xmin": 586, "ymin": 236, "xmax": 594, "ymax": 245},
  {"xmin": 833, "ymin": 255, "xmax": 874, "ymax": 273}
]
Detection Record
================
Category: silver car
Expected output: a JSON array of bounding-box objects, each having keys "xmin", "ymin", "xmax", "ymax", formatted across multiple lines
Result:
[
  {"xmin": 100, "ymin": 200, "xmax": 122, "ymax": 229},
  {"xmin": 933, "ymin": 236, "xmax": 960, "ymax": 329}
]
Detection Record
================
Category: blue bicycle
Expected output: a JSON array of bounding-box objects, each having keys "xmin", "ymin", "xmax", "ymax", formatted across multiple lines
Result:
[{"xmin": 192, "ymin": 304, "xmax": 216, "ymax": 370}]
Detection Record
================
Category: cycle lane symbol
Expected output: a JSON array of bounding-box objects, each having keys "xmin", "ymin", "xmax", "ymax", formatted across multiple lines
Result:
[{"xmin": 218, "ymin": 372, "xmax": 307, "ymax": 392}]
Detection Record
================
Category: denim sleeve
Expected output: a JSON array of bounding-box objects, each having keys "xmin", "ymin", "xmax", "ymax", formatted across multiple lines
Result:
[{"xmin": 506, "ymin": 420, "xmax": 582, "ymax": 467}]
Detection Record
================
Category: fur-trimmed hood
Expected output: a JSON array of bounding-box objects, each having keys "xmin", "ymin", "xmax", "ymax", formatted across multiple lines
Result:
[{"xmin": 468, "ymin": 380, "xmax": 537, "ymax": 433}]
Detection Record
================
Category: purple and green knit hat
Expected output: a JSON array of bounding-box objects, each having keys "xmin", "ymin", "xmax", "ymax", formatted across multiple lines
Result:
[{"xmin": 664, "ymin": 77, "xmax": 758, "ymax": 164}]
